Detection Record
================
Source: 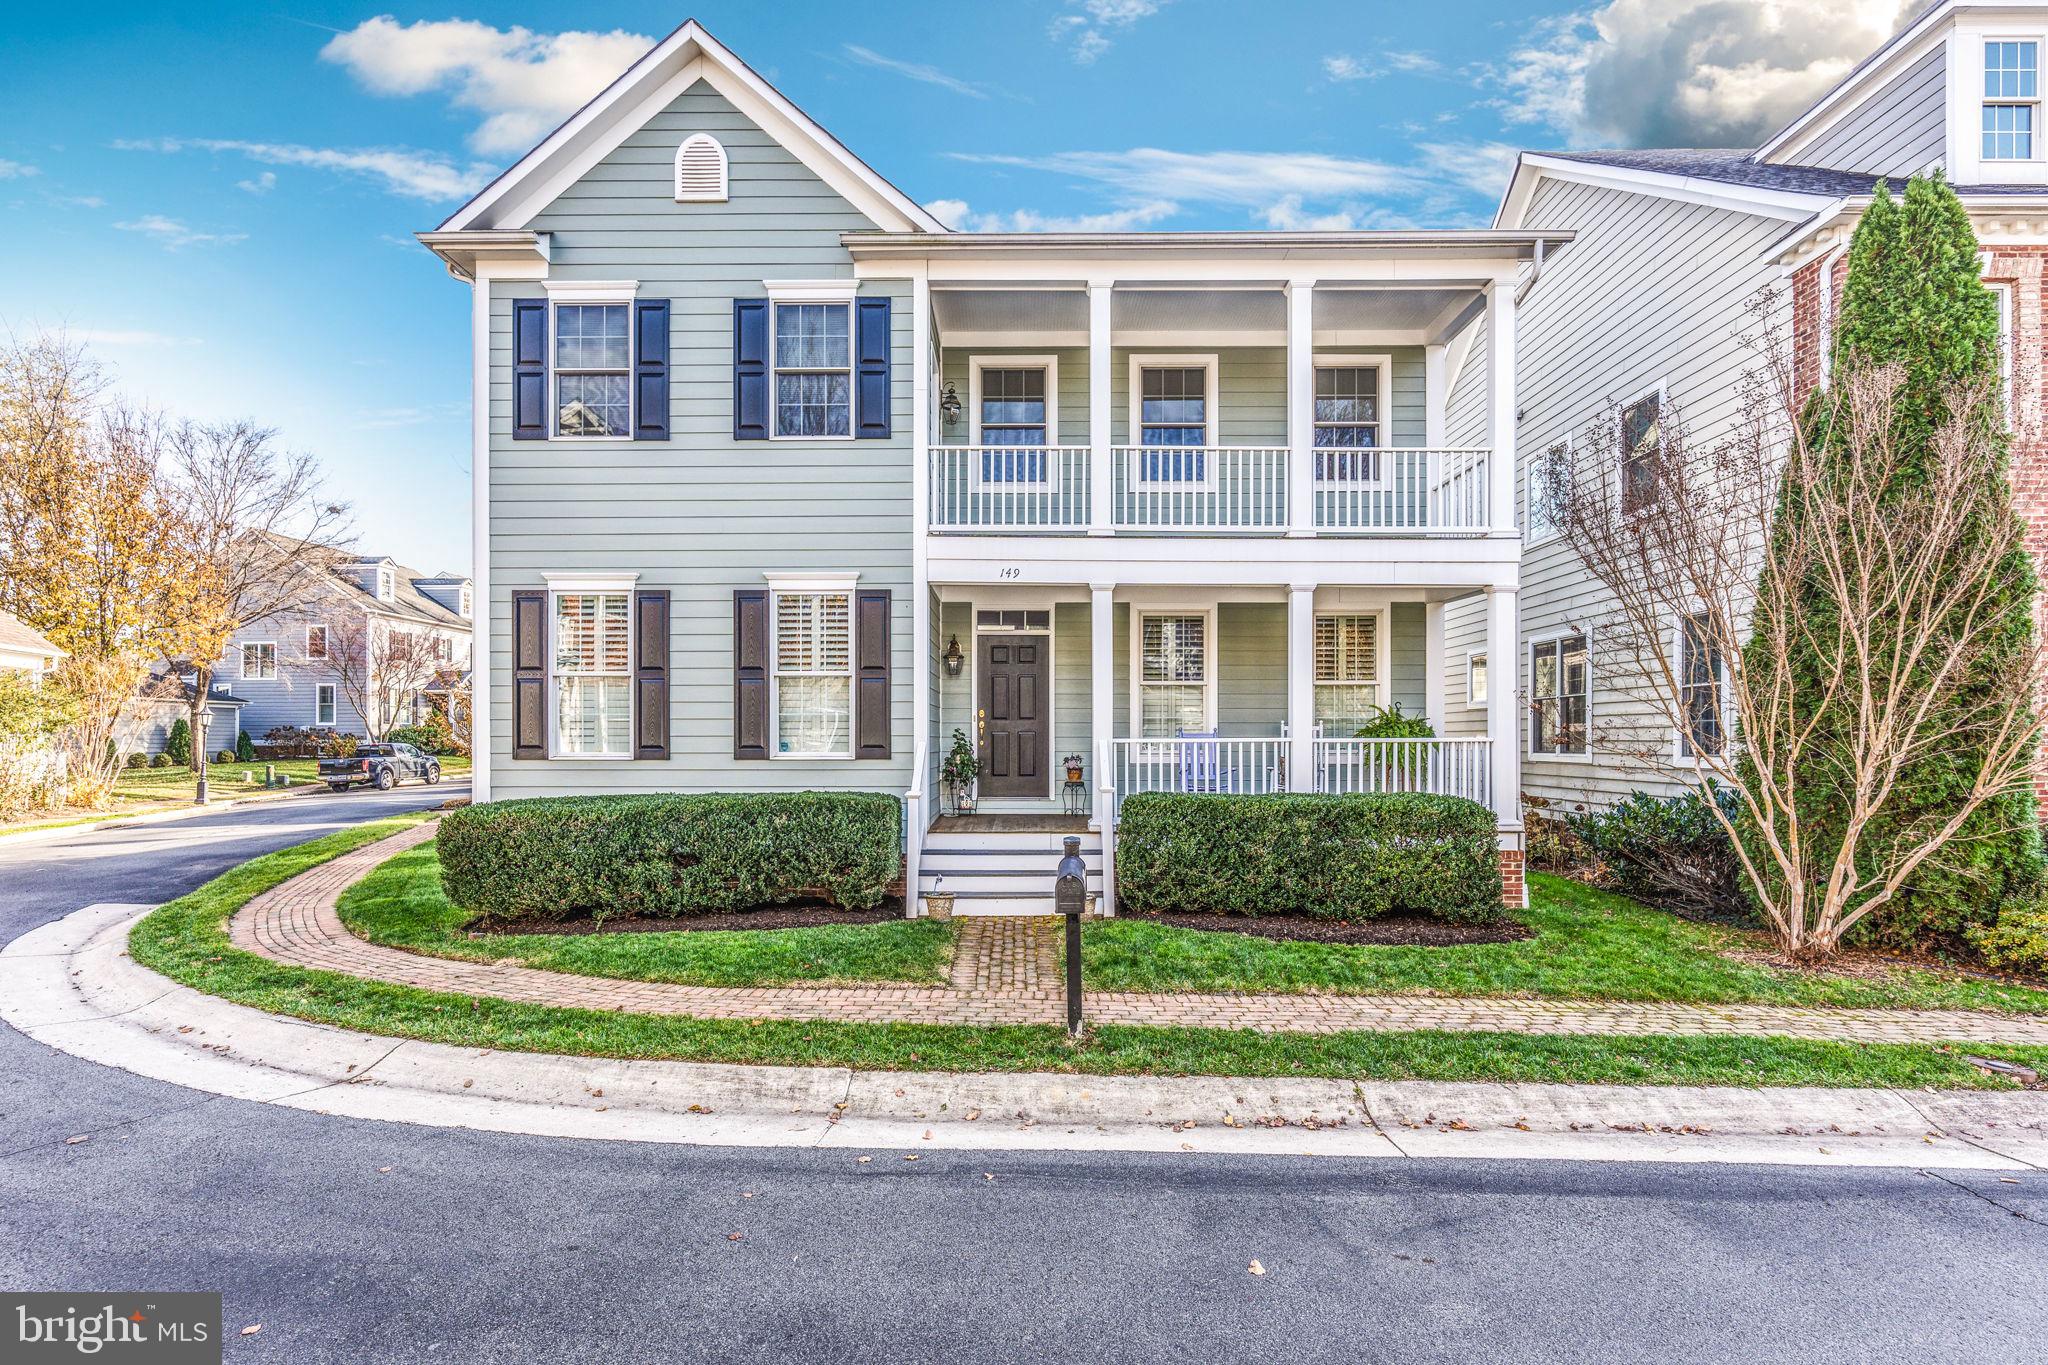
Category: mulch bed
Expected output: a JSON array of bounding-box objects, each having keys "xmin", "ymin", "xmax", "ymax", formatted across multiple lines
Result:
[
  {"xmin": 1126, "ymin": 910, "xmax": 1532, "ymax": 946},
  {"xmin": 468, "ymin": 896, "xmax": 908, "ymax": 937},
  {"xmin": 1721, "ymin": 942, "xmax": 2048, "ymax": 991}
]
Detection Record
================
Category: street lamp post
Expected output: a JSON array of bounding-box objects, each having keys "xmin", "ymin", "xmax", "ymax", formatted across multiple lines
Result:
[{"xmin": 193, "ymin": 707, "xmax": 209, "ymax": 805}]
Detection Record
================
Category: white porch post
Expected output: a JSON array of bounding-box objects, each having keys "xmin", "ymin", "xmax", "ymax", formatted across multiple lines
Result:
[
  {"xmin": 1090, "ymin": 581, "xmax": 1117, "ymax": 913},
  {"xmin": 1089, "ymin": 284, "xmax": 1114, "ymax": 535},
  {"xmin": 907, "ymin": 273, "xmax": 932, "ymax": 915},
  {"xmin": 1424, "ymin": 343, "xmax": 1447, "ymax": 447},
  {"xmin": 468, "ymin": 269, "xmax": 491, "ymax": 803},
  {"xmin": 1424, "ymin": 600, "xmax": 1446, "ymax": 733},
  {"xmin": 1285, "ymin": 281, "xmax": 1316, "ymax": 536},
  {"xmin": 1486, "ymin": 279, "xmax": 1517, "ymax": 536},
  {"xmin": 1287, "ymin": 583, "xmax": 1316, "ymax": 790},
  {"xmin": 1485, "ymin": 584, "xmax": 1520, "ymax": 828}
]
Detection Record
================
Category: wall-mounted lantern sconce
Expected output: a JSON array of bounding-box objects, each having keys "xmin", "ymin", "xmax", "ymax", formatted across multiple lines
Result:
[
  {"xmin": 939, "ymin": 380, "xmax": 963, "ymax": 427},
  {"xmin": 943, "ymin": 634, "xmax": 965, "ymax": 677}
]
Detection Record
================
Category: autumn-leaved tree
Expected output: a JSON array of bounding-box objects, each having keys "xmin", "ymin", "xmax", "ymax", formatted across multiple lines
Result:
[{"xmin": 319, "ymin": 614, "xmax": 445, "ymax": 743}]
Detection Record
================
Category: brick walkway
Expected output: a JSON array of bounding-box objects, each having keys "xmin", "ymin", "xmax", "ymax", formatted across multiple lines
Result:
[{"xmin": 224, "ymin": 823, "xmax": 2048, "ymax": 1045}]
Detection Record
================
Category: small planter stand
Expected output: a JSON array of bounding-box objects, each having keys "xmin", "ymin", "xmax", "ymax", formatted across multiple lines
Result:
[{"xmin": 1062, "ymin": 777, "xmax": 1089, "ymax": 817}]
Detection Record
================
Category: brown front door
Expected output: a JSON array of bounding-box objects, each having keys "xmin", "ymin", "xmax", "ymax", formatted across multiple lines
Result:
[{"xmin": 978, "ymin": 634, "xmax": 1049, "ymax": 797}]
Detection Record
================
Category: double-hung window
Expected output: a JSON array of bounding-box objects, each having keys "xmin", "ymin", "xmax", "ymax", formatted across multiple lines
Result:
[
  {"xmin": 975, "ymin": 361, "xmax": 1053, "ymax": 483},
  {"xmin": 305, "ymin": 624, "xmax": 328, "ymax": 660},
  {"xmin": 314, "ymin": 683, "xmax": 336, "ymax": 728},
  {"xmin": 1619, "ymin": 390, "xmax": 1661, "ymax": 513},
  {"xmin": 1530, "ymin": 634, "xmax": 1589, "ymax": 756},
  {"xmin": 1678, "ymin": 613, "xmax": 1725, "ymax": 758},
  {"xmin": 1467, "ymin": 651, "xmax": 1489, "ymax": 706},
  {"xmin": 554, "ymin": 303, "xmax": 631, "ymax": 437},
  {"xmin": 1313, "ymin": 614, "xmax": 1382, "ymax": 736},
  {"xmin": 772, "ymin": 590, "xmax": 854, "ymax": 756},
  {"xmin": 1314, "ymin": 362, "xmax": 1384, "ymax": 482},
  {"xmin": 1985, "ymin": 41, "xmax": 2039, "ymax": 161},
  {"xmin": 552, "ymin": 591, "xmax": 632, "ymax": 756},
  {"xmin": 773, "ymin": 302, "xmax": 852, "ymax": 438},
  {"xmin": 1137, "ymin": 613, "xmax": 1210, "ymax": 738},
  {"xmin": 1527, "ymin": 441, "xmax": 1569, "ymax": 544},
  {"xmin": 1133, "ymin": 358, "xmax": 1214, "ymax": 485},
  {"xmin": 241, "ymin": 642, "xmax": 276, "ymax": 681}
]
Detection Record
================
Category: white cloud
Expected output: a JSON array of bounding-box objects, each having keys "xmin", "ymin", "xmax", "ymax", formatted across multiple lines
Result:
[
  {"xmin": 950, "ymin": 147, "xmax": 1404, "ymax": 208},
  {"xmin": 1386, "ymin": 50, "xmax": 1445, "ymax": 75},
  {"xmin": 924, "ymin": 197, "xmax": 1179, "ymax": 232},
  {"xmin": 118, "ymin": 137, "xmax": 490, "ymax": 201},
  {"xmin": 70, "ymin": 328, "xmax": 203, "ymax": 348},
  {"xmin": 237, "ymin": 170, "xmax": 277, "ymax": 195},
  {"xmin": 1322, "ymin": 55, "xmax": 1373, "ymax": 82},
  {"xmin": 0, "ymin": 159, "xmax": 38, "ymax": 179},
  {"xmin": 1497, "ymin": 1, "xmax": 1913, "ymax": 148},
  {"xmin": 320, "ymin": 16, "xmax": 653, "ymax": 157},
  {"xmin": 113, "ymin": 214, "xmax": 247, "ymax": 249},
  {"xmin": 843, "ymin": 44, "xmax": 988, "ymax": 98},
  {"xmin": 1413, "ymin": 140, "xmax": 1526, "ymax": 198},
  {"xmin": 1051, "ymin": 1, "xmax": 1169, "ymax": 64}
]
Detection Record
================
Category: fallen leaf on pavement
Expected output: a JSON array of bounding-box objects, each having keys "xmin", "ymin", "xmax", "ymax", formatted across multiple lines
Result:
[
  {"xmin": 1247, "ymin": 1260, "xmax": 1266, "ymax": 1276},
  {"xmin": 64, "ymin": 1135, "xmax": 89, "ymax": 1145},
  {"xmin": 856, "ymin": 1156, "xmax": 872, "ymax": 1164},
  {"xmin": 727, "ymin": 1233, "xmax": 744, "ymax": 1242},
  {"xmin": 240, "ymin": 1325, "xmax": 261, "ymax": 1337},
  {"xmin": 903, "ymin": 1154, "xmax": 920, "ymax": 1162}
]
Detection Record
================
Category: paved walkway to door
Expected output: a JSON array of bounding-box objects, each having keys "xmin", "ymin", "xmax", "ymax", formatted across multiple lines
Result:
[{"xmin": 224, "ymin": 823, "xmax": 2048, "ymax": 1045}]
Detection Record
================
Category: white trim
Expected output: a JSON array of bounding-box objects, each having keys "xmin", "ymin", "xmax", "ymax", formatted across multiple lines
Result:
[
  {"xmin": 239, "ymin": 640, "xmax": 277, "ymax": 682},
  {"xmin": 1669, "ymin": 610, "xmax": 1729, "ymax": 762},
  {"xmin": 1817, "ymin": 247, "xmax": 1847, "ymax": 386},
  {"xmin": 967, "ymin": 610, "xmax": 1057, "ymax": 801},
  {"xmin": 1755, "ymin": 0, "xmax": 1959, "ymax": 163},
  {"xmin": 761, "ymin": 571, "xmax": 859, "ymax": 593},
  {"xmin": 966, "ymin": 354, "xmax": 1060, "ymax": 451},
  {"xmin": 1980, "ymin": 35, "xmax": 2047, "ymax": 166},
  {"xmin": 763, "ymin": 279, "xmax": 859, "ymax": 303},
  {"xmin": 1311, "ymin": 608, "xmax": 1391, "ymax": 730},
  {"xmin": 674, "ymin": 132, "xmax": 729, "ymax": 202},
  {"xmin": 1465, "ymin": 649, "xmax": 1489, "ymax": 709},
  {"xmin": 548, "ymin": 292, "xmax": 637, "ymax": 443},
  {"xmin": 304, "ymin": 623, "xmax": 328, "ymax": 661},
  {"xmin": 1617, "ymin": 382, "xmax": 1666, "ymax": 512},
  {"xmin": 1526, "ymin": 627, "xmax": 1591, "ymax": 760},
  {"xmin": 545, "ymin": 583, "xmax": 638, "ymax": 760},
  {"xmin": 541, "ymin": 571, "xmax": 641, "ymax": 591},
  {"xmin": 1127, "ymin": 353, "xmax": 1219, "ymax": 491},
  {"xmin": 1312, "ymin": 352, "xmax": 1392, "ymax": 484},
  {"xmin": 1128, "ymin": 606, "xmax": 1218, "ymax": 740},
  {"xmin": 767, "ymin": 582, "xmax": 860, "ymax": 761},
  {"xmin": 314, "ymin": 683, "xmax": 337, "ymax": 729},
  {"xmin": 470, "ymin": 270, "xmax": 491, "ymax": 801},
  {"xmin": 1494, "ymin": 154, "xmax": 1827, "ymax": 234},
  {"xmin": 768, "ymin": 295, "xmax": 857, "ymax": 442},
  {"xmin": 541, "ymin": 279, "xmax": 642, "ymax": 302},
  {"xmin": 1526, "ymin": 436, "xmax": 1570, "ymax": 547},
  {"xmin": 1986, "ymin": 269, "xmax": 2016, "ymax": 418}
]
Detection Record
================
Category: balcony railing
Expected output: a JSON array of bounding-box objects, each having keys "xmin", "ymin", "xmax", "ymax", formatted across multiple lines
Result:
[
  {"xmin": 929, "ymin": 445, "xmax": 1495, "ymax": 536},
  {"xmin": 1313, "ymin": 446, "xmax": 1491, "ymax": 534},
  {"xmin": 1113, "ymin": 737, "xmax": 1290, "ymax": 805},
  {"xmin": 1312, "ymin": 737, "xmax": 1492, "ymax": 805}
]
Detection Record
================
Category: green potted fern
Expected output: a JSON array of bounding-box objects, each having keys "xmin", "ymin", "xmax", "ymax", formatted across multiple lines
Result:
[{"xmin": 1354, "ymin": 703, "xmax": 1438, "ymax": 789}]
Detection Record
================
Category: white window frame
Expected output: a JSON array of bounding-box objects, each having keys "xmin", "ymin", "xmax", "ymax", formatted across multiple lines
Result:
[
  {"xmin": 1312, "ymin": 610, "xmax": 1390, "ymax": 735},
  {"xmin": 1817, "ymin": 247, "xmax": 1846, "ymax": 386},
  {"xmin": 967, "ymin": 603, "xmax": 1059, "ymax": 800},
  {"xmin": 1527, "ymin": 628, "xmax": 1591, "ymax": 760},
  {"xmin": 542, "ymin": 571, "xmax": 639, "ymax": 760},
  {"xmin": 240, "ymin": 641, "xmax": 277, "ymax": 681},
  {"xmin": 1982, "ymin": 38, "xmax": 2042, "ymax": 163},
  {"xmin": 543, "ymin": 280, "xmax": 640, "ymax": 444},
  {"xmin": 1671, "ymin": 611, "xmax": 1729, "ymax": 761},
  {"xmin": 1618, "ymin": 383, "xmax": 1665, "ymax": 514},
  {"xmin": 1312, "ymin": 354, "xmax": 1392, "ymax": 486},
  {"xmin": 459, "ymin": 585, "xmax": 472, "ymax": 618},
  {"xmin": 314, "ymin": 683, "xmax": 337, "ymax": 728},
  {"xmin": 1128, "ymin": 607, "xmax": 1218, "ymax": 741},
  {"xmin": 765, "ymin": 280, "xmax": 857, "ymax": 443},
  {"xmin": 1466, "ymin": 650, "xmax": 1489, "ymax": 708},
  {"xmin": 968, "ymin": 355, "xmax": 1060, "ymax": 488},
  {"xmin": 765, "ymin": 571, "xmax": 859, "ymax": 760},
  {"xmin": 1526, "ymin": 438, "xmax": 1570, "ymax": 547},
  {"xmin": 304, "ymin": 623, "xmax": 328, "ymax": 660},
  {"xmin": 1984, "ymin": 256, "xmax": 2015, "ymax": 419},
  {"xmin": 1127, "ymin": 353, "xmax": 1220, "ymax": 491}
]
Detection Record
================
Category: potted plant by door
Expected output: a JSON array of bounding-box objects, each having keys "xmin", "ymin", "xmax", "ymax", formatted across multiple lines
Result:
[
  {"xmin": 941, "ymin": 727, "xmax": 979, "ymax": 815},
  {"xmin": 1062, "ymin": 753, "xmax": 1085, "ymax": 785}
]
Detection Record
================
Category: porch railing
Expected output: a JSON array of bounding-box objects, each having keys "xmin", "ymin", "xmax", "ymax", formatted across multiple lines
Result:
[
  {"xmin": 1314, "ymin": 446, "xmax": 1491, "ymax": 534},
  {"xmin": 1112, "ymin": 737, "xmax": 1289, "ymax": 808},
  {"xmin": 1312, "ymin": 737, "xmax": 1492, "ymax": 805},
  {"xmin": 1112, "ymin": 446, "xmax": 1288, "ymax": 531},
  {"xmin": 928, "ymin": 446, "xmax": 1091, "ymax": 531}
]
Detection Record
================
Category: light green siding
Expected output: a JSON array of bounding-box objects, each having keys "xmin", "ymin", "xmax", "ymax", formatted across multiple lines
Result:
[
  {"xmin": 1217, "ymin": 603, "xmax": 1285, "ymax": 736},
  {"xmin": 937, "ymin": 348, "xmax": 1090, "ymax": 446},
  {"xmin": 1108, "ymin": 346, "xmax": 1428, "ymax": 445}
]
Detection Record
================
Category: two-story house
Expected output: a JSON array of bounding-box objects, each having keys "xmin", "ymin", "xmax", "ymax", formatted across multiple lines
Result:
[
  {"xmin": 216, "ymin": 554, "xmax": 473, "ymax": 744},
  {"xmin": 1471, "ymin": 0, "xmax": 2048, "ymax": 817},
  {"xmin": 422, "ymin": 20, "xmax": 1560, "ymax": 914}
]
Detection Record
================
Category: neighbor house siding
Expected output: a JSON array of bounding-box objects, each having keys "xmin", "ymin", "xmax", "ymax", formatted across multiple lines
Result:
[
  {"xmin": 1441, "ymin": 317, "xmax": 1493, "ymax": 741},
  {"xmin": 1795, "ymin": 44, "xmax": 1947, "ymax": 178},
  {"xmin": 489, "ymin": 79, "xmax": 912, "ymax": 799}
]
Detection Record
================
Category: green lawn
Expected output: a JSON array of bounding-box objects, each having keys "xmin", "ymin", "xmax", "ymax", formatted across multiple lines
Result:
[
  {"xmin": 1081, "ymin": 873, "xmax": 2048, "ymax": 1014},
  {"xmin": 112, "ymin": 754, "xmax": 471, "ymax": 804},
  {"xmin": 123, "ymin": 820, "xmax": 2048, "ymax": 1088},
  {"xmin": 338, "ymin": 839, "xmax": 954, "ymax": 987}
]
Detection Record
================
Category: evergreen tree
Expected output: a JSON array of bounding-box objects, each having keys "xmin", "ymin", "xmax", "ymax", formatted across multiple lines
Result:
[
  {"xmin": 1743, "ymin": 173, "xmax": 2043, "ymax": 948},
  {"xmin": 164, "ymin": 716, "xmax": 191, "ymax": 768},
  {"xmin": 235, "ymin": 728, "xmax": 255, "ymax": 763}
]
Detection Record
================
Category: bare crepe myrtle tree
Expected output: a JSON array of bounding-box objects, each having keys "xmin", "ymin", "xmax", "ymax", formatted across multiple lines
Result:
[
  {"xmin": 319, "ymin": 613, "xmax": 446, "ymax": 744},
  {"xmin": 1537, "ymin": 320, "xmax": 2044, "ymax": 962}
]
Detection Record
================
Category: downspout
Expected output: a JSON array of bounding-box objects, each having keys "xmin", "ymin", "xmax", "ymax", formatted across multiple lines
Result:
[{"xmin": 1514, "ymin": 235, "xmax": 1549, "ymax": 307}]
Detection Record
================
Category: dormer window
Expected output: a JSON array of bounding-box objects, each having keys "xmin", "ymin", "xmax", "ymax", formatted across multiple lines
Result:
[
  {"xmin": 675, "ymin": 133, "xmax": 729, "ymax": 202},
  {"xmin": 1984, "ymin": 41, "xmax": 2039, "ymax": 161},
  {"xmin": 460, "ymin": 585, "xmax": 472, "ymax": 617},
  {"xmin": 377, "ymin": 567, "xmax": 394, "ymax": 600}
]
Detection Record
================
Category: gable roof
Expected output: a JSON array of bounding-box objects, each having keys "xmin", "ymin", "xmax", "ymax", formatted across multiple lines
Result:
[
  {"xmin": 1752, "ymin": 0, "xmax": 1972, "ymax": 165},
  {"xmin": 436, "ymin": 18, "xmax": 944, "ymax": 235},
  {"xmin": 330, "ymin": 561, "xmax": 469, "ymax": 630},
  {"xmin": 0, "ymin": 609, "xmax": 65, "ymax": 660}
]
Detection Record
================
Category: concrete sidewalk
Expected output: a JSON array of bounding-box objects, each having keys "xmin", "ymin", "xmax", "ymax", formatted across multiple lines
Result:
[{"xmin": 6, "ymin": 901, "xmax": 2047, "ymax": 1168}]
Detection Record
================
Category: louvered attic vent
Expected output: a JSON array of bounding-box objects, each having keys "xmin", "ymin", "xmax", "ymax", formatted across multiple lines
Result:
[{"xmin": 674, "ymin": 133, "xmax": 729, "ymax": 203}]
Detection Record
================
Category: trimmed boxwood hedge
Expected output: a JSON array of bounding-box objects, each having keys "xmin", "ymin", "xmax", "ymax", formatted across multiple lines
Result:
[
  {"xmin": 1115, "ymin": 791, "xmax": 1501, "ymax": 923},
  {"xmin": 437, "ymin": 792, "xmax": 901, "ymax": 921}
]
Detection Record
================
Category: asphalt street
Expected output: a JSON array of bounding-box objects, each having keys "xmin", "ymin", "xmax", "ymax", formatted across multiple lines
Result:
[{"xmin": 3, "ymin": 787, "xmax": 2046, "ymax": 1362}]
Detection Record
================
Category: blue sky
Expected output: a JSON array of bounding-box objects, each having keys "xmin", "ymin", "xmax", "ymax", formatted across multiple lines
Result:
[{"xmin": 0, "ymin": 1, "xmax": 1912, "ymax": 573}]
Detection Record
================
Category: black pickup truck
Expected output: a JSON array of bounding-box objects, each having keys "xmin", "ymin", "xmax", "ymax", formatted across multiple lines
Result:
[{"xmin": 319, "ymin": 742, "xmax": 442, "ymax": 793}]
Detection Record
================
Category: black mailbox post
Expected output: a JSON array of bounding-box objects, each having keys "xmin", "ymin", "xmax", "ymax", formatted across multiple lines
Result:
[{"xmin": 1055, "ymin": 835, "xmax": 1087, "ymax": 1033}]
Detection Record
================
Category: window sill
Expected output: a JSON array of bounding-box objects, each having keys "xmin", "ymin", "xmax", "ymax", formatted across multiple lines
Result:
[
  {"xmin": 1526, "ymin": 750, "xmax": 1591, "ymax": 762},
  {"xmin": 772, "ymin": 751, "xmax": 856, "ymax": 761},
  {"xmin": 545, "ymin": 752, "xmax": 634, "ymax": 761}
]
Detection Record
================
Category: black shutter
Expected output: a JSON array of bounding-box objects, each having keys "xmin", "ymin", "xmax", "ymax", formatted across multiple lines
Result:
[
  {"xmin": 634, "ymin": 300, "xmax": 670, "ymax": 441},
  {"xmin": 512, "ymin": 299, "xmax": 547, "ymax": 440},
  {"xmin": 855, "ymin": 296, "xmax": 891, "ymax": 439},
  {"xmin": 733, "ymin": 299, "xmax": 769, "ymax": 441},
  {"xmin": 734, "ymin": 589, "xmax": 769, "ymax": 759},
  {"xmin": 511, "ymin": 590, "xmax": 547, "ymax": 758},
  {"xmin": 633, "ymin": 589, "xmax": 670, "ymax": 759},
  {"xmin": 855, "ymin": 588, "xmax": 891, "ymax": 759}
]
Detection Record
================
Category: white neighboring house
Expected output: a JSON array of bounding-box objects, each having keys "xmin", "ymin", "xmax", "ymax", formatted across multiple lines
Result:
[
  {"xmin": 209, "ymin": 554, "xmax": 473, "ymax": 747},
  {"xmin": 0, "ymin": 610, "xmax": 65, "ymax": 677},
  {"xmin": 114, "ymin": 673, "xmax": 250, "ymax": 760}
]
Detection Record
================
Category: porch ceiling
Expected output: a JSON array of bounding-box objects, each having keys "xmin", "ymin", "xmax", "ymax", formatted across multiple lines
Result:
[{"xmin": 931, "ymin": 282, "xmax": 1484, "ymax": 346}]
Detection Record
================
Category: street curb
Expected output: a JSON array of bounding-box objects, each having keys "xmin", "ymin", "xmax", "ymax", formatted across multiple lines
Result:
[
  {"xmin": 0, "ymin": 783, "xmax": 327, "ymax": 846},
  {"xmin": 6, "ymin": 904, "xmax": 2048, "ymax": 1166}
]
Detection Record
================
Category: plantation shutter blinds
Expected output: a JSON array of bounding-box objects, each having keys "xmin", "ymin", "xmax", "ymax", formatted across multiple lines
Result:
[
  {"xmin": 733, "ymin": 589, "xmax": 769, "ymax": 759},
  {"xmin": 1139, "ymin": 614, "xmax": 1207, "ymax": 738},
  {"xmin": 733, "ymin": 299, "xmax": 770, "ymax": 440},
  {"xmin": 855, "ymin": 296, "xmax": 891, "ymax": 439},
  {"xmin": 512, "ymin": 299, "xmax": 548, "ymax": 441},
  {"xmin": 774, "ymin": 592, "xmax": 853, "ymax": 757},
  {"xmin": 511, "ymin": 589, "xmax": 547, "ymax": 758},
  {"xmin": 633, "ymin": 300, "xmax": 670, "ymax": 441},
  {"xmin": 1314, "ymin": 615, "xmax": 1380, "ymax": 736},
  {"xmin": 633, "ymin": 589, "xmax": 670, "ymax": 759},
  {"xmin": 855, "ymin": 589, "xmax": 892, "ymax": 759}
]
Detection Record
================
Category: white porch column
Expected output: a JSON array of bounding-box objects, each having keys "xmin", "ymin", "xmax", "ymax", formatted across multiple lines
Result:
[
  {"xmin": 468, "ymin": 270, "xmax": 491, "ymax": 803},
  {"xmin": 1090, "ymin": 582, "xmax": 1117, "ymax": 914},
  {"xmin": 1089, "ymin": 284, "xmax": 1114, "ymax": 535},
  {"xmin": 907, "ymin": 273, "xmax": 932, "ymax": 914},
  {"xmin": 1485, "ymin": 279, "xmax": 1517, "ymax": 536},
  {"xmin": 1285, "ymin": 281, "xmax": 1316, "ymax": 536},
  {"xmin": 1424, "ymin": 343, "xmax": 1447, "ymax": 447},
  {"xmin": 1287, "ymin": 583, "xmax": 1316, "ymax": 790},
  {"xmin": 1424, "ymin": 600, "xmax": 1446, "ymax": 733},
  {"xmin": 1485, "ymin": 584, "xmax": 1521, "ymax": 828}
]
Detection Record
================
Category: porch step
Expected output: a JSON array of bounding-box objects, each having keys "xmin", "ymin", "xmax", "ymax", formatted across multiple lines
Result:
[
  {"xmin": 918, "ymin": 828, "xmax": 1104, "ymax": 915},
  {"xmin": 924, "ymin": 829, "xmax": 1101, "ymax": 854}
]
